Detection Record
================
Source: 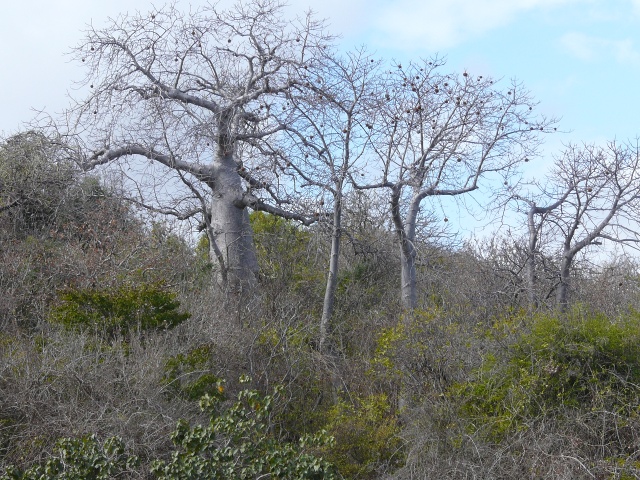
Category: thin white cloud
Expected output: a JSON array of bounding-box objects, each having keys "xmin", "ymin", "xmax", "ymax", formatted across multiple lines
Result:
[
  {"xmin": 560, "ymin": 32, "xmax": 597, "ymax": 60},
  {"xmin": 613, "ymin": 38, "xmax": 640, "ymax": 64},
  {"xmin": 288, "ymin": 0, "xmax": 372, "ymax": 33},
  {"xmin": 370, "ymin": 0, "xmax": 581, "ymax": 51},
  {"xmin": 560, "ymin": 32, "xmax": 640, "ymax": 65}
]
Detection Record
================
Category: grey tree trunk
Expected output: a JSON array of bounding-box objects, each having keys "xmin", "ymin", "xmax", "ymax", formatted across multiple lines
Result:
[
  {"xmin": 208, "ymin": 113, "xmax": 258, "ymax": 293},
  {"xmin": 319, "ymin": 194, "xmax": 342, "ymax": 353},
  {"xmin": 525, "ymin": 209, "xmax": 538, "ymax": 310},
  {"xmin": 400, "ymin": 241, "xmax": 418, "ymax": 311},
  {"xmin": 391, "ymin": 188, "xmax": 419, "ymax": 312},
  {"xmin": 556, "ymin": 251, "xmax": 573, "ymax": 310},
  {"xmin": 525, "ymin": 252, "xmax": 536, "ymax": 309}
]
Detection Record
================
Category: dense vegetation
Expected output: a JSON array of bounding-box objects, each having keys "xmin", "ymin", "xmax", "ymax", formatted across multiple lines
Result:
[{"xmin": 1, "ymin": 131, "xmax": 640, "ymax": 479}]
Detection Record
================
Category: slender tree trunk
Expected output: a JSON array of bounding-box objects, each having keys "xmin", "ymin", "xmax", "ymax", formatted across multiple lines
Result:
[
  {"xmin": 397, "ymin": 219, "xmax": 418, "ymax": 411},
  {"xmin": 399, "ymin": 239, "xmax": 418, "ymax": 311},
  {"xmin": 525, "ymin": 212, "xmax": 538, "ymax": 310},
  {"xmin": 390, "ymin": 188, "xmax": 419, "ymax": 312},
  {"xmin": 401, "ymin": 196, "xmax": 420, "ymax": 312},
  {"xmin": 525, "ymin": 252, "xmax": 536, "ymax": 309},
  {"xmin": 319, "ymin": 194, "xmax": 342, "ymax": 353},
  {"xmin": 556, "ymin": 251, "xmax": 573, "ymax": 310}
]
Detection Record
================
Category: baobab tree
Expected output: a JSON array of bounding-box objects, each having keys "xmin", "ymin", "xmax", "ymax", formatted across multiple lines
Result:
[
  {"xmin": 283, "ymin": 48, "xmax": 381, "ymax": 351},
  {"xmin": 366, "ymin": 59, "xmax": 556, "ymax": 311},
  {"xmin": 511, "ymin": 185, "xmax": 573, "ymax": 309},
  {"xmin": 538, "ymin": 141, "xmax": 640, "ymax": 309},
  {"xmin": 68, "ymin": 0, "xmax": 330, "ymax": 293}
]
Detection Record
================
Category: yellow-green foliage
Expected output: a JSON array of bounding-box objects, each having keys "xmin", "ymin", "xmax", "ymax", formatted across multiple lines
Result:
[
  {"xmin": 49, "ymin": 282, "xmax": 190, "ymax": 339},
  {"xmin": 369, "ymin": 308, "xmax": 465, "ymax": 391},
  {"xmin": 250, "ymin": 211, "xmax": 323, "ymax": 291},
  {"xmin": 162, "ymin": 344, "xmax": 224, "ymax": 401},
  {"xmin": 370, "ymin": 323, "xmax": 406, "ymax": 380},
  {"xmin": 322, "ymin": 394, "xmax": 404, "ymax": 479},
  {"xmin": 194, "ymin": 233, "xmax": 213, "ymax": 269},
  {"xmin": 454, "ymin": 308, "xmax": 640, "ymax": 441}
]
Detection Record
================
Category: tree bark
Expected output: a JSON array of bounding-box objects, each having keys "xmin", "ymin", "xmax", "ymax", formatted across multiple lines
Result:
[
  {"xmin": 319, "ymin": 194, "xmax": 342, "ymax": 353},
  {"xmin": 209, "ymin": 163, "xmax": 258, "ymax": 293},
  {"xmin": 525, "ymin": 209, "xmax": 538, "ymax": 310},
  {"xmin": 399, "ymin": 240, "xmax": 418, "ymax": 311},
  {"xmin": 391, "ymin": 188, "xmax": 419, "ymax": 311},
  {"xmin": 556, "ymin": 251, "xmax": 573, "ymax": 310},
  {"xmin": 209, "ymin": 113, "xmax": 259, "ymax": 293}
]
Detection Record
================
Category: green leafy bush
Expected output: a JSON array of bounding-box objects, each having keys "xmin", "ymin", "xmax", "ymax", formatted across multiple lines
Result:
[
  {"xmin": 322, "ymin": 394, "xmax": 403, "ymax": 479},
  {"xmin": 49, "ymin": 282, "xmax": 190, "ymax": 339},
  {"xmin": 250, "ymin": 212, "xmax": 324, "ymax": 293},
  {"xmin": 151, "ymin": 379, "xmax": 338, "ymax": 479},
  {"xmin": 455, "ymin": 308, "xmax": 640, "ymax": 440},
  {"xmin": 1, "ymin": 435, "xmax": 138, "ymax": 480},
  {"xmin": 2, "ymin": 380, "xmax": 336, "ymax": 479},
  {"xmin": 162, "ymin": 344, "xmax": 224, "ymax": 401}
]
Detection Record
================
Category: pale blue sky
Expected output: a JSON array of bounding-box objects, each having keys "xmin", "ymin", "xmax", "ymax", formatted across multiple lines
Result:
[
  {"xmin": 1, "ymin": 0, "xmax": 639, "ymax": 231},
  {"xmin": 2, "ymin": 1, "xmax": 639, "ymax": 149},
  {"xmin": 2, "ymin": 0, "xmax": 638, "ymax": 147}
]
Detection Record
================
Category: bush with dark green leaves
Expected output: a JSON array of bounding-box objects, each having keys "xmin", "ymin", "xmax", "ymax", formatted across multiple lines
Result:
[
  {"xmin": 49, "ymin": 282, "xmax": 190, "ymax": 339},
  {"xmin": 151, "ymin": 379, "xmax": 338, "ymax": 479},
  {"xmin": 2, "ymin": 381, "xmax": 337, "ymax": 479},
  {"xmin": 0, "ymin": 435, "xmax": 138, "ymax": 480}
]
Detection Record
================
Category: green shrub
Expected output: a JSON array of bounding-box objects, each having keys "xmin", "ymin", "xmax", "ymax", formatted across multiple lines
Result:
[
  {"xmin": 161, "ymin": 344, "xmax": 224, "ymax": 401},
  {"xmin": 1, "ymin": 435, "xmax": 138, "ymax": 480},
  {"xmin": 2, "ymin": 380, "xmax": 336, "ymax": 479},
  {"xmin": 455, "ymin": 308, "xmax": 640, "ymax": 440},
  {"xmin": 49, "ymin": 282, "xmax": 190, "ymax": 339},
  {"xmin": 151, "ymin": 378, "xmax": 338, "ymax": 479},
  {"xmin": 369, "ymin": 308, "xmax": 472, "ymax": 395},
  {"xmin": 322, "ymin": 394, "xmax": 404, "ymax": 479},
  {"xmin": 250, "ymin": 211, "xmax": 324, "ymax": 293}
]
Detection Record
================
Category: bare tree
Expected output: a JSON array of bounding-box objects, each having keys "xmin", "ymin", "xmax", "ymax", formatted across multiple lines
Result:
[
  {"xmin": 0, "ymin": 131, "xmax": 77, "ymax": 233},
  {"xmin": 511, "ymin": 185, "xmax": 573, "ymax": 309},
  {"xmin": 366, "ymin": 59, "xmax": 555, "ymax": 311},
  {"xmin": 283, "ymin": 48, "xmax": 381, "ymax": 352},
  {"xmin": 536, "ymin": 141, "xmax": 640, "ymax": 309},
  {"xmin": 66, "ymin": 0, "xmax": 329, "ymax": 293}
]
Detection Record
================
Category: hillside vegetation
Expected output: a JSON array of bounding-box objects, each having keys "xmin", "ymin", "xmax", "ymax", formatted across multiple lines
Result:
[
  {"xmin": 2, "ymin": 1, "xmax": 640, "ymax": 478},
  {"xmin": 1, "ymin": 135, "xmax": 640, "ymax": 478}
]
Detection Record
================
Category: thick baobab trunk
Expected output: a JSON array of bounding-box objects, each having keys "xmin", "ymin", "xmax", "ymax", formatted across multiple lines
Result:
[
  {"xmin": 209, "ymin": 115, "xmax": 259, "ymax": 293},
  {"xmin": 319, "ymin": 195, "xmax": 342, "ymax": 353}
]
